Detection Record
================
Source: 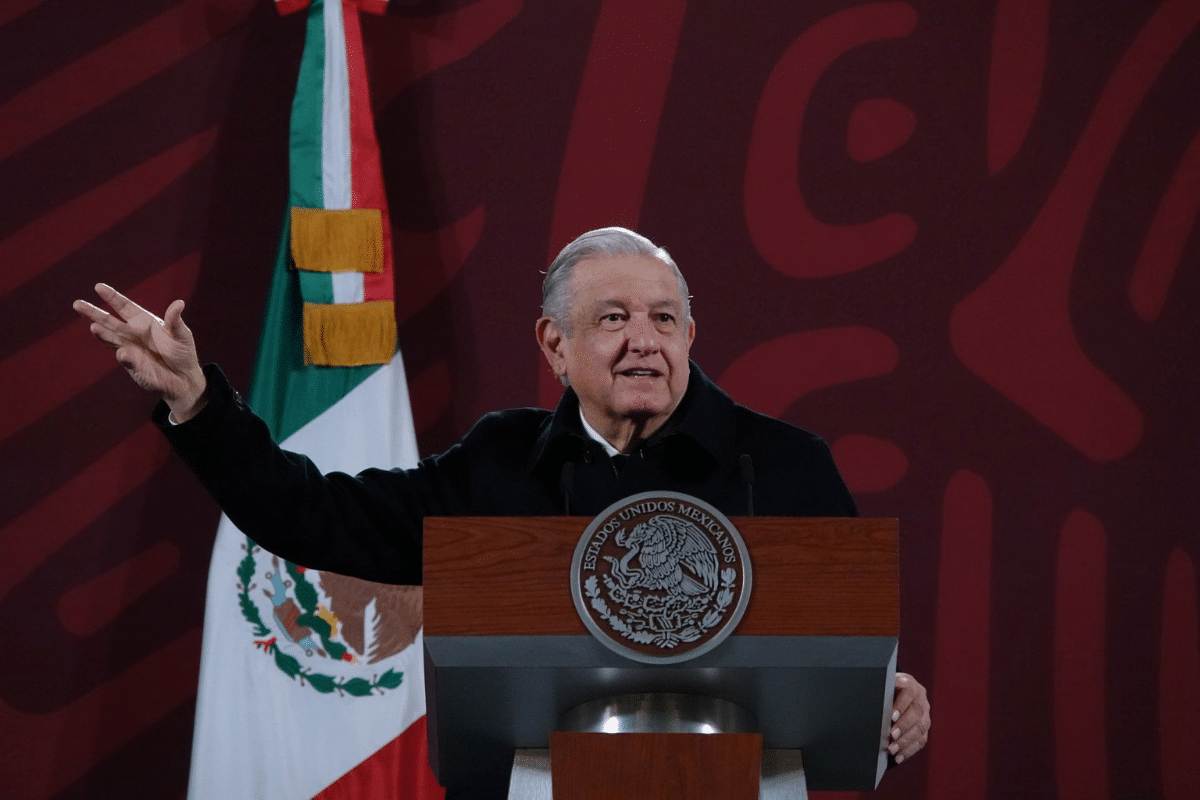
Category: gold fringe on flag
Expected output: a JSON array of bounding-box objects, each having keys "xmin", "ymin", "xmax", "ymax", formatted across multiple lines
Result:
[
  {"xmin": 302, "ymin": 301, "xmax": 397, "ymax": 366},
  {"xmin": 290, "ymin": 208, "xmax": 384, "ymax": 273}
]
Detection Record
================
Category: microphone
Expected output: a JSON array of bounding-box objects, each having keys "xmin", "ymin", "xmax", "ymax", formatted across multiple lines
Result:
[
  {"xmin": 739, "ymin": 454, "xmax": 755, "ymax": 516},
  {"xmin": 560, "ymin": 461, "xmax": 575, "ymax": 515}
]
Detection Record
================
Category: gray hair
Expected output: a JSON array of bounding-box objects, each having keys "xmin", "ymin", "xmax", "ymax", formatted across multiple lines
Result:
[{"xmin": 541, "ymin": 227, "xmax": 692, "ymax": 337}]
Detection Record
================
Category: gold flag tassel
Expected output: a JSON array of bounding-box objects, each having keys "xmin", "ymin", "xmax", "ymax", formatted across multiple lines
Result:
[
  {"xmin": 302, "ymin": 301, "xmax": 397, "ymax": 366},
  {"xmin": 290, "ymin": 208, "xmax": 384, "ymax": 274}
]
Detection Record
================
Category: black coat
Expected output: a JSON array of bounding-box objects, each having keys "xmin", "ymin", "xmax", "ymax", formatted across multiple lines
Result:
[{"xmin": 158, "ymin": 361, "xmax": 856, "ymax": 585}]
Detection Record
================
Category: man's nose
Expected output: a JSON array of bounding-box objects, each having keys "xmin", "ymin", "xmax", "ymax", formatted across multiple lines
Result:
[{"xmin": 627, "ymin": 320, "xmax": 660, "ymax": 353}]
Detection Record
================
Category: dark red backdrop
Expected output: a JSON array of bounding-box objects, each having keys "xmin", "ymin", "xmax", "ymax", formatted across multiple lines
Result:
[{"xmin": 2, "ymin": 1, "xmax": 1197, "ymax": 798}]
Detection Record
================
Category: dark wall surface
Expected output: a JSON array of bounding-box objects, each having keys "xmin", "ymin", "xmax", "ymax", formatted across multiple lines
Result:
[{"xmin": 2, "ymin": 1, "xmax": 1198, "ymax": 798}]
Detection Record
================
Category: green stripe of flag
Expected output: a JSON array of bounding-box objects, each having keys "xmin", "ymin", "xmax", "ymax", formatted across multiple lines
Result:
[
  {"xmin": 298, "ymin": 266, "xmax": 335, "ymax": 304},
  {"xmin": 288, "ymin": 0, "xmax": 327, "ymax": 210}
]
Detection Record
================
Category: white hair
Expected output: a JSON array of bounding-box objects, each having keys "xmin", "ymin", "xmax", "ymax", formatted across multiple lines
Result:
[{"xmin": 541, "ymin": 227, "xmax": 692, "ymax": 338}]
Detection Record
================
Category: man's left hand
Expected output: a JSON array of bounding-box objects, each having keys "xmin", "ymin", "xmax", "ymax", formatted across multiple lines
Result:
[{"xmin": 888, "ymin": 672, "xmax": 930, "ymax": 763}]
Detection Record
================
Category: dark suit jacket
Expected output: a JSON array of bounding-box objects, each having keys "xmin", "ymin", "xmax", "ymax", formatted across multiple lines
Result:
[{"xmin": 157, "ymin": 360, "xmax": 856, "ymax": 585}]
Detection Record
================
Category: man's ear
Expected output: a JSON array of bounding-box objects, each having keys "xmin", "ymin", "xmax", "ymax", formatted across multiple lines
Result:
[{"xmin": 536, "ymin": 316, "xmax": 567, "ymax": 380}]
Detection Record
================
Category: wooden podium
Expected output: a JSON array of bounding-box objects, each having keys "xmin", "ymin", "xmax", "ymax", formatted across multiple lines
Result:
[{"xmin": 423, "ymin": 516, "xmax": 898, "ymax": 797}]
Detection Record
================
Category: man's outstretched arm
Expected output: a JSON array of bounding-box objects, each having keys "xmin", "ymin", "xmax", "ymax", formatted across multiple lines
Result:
[{"xmin": 73, "ymin": 283, "xmax": 432, "ymax": 584}]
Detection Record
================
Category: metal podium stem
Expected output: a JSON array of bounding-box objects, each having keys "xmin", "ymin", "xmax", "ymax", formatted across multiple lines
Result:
[{"xmin": 557, "ymin": 692, "xmax": 756, "ymax": 734}]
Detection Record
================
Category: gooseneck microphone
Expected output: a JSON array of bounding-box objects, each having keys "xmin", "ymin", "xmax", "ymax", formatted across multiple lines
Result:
[
  {"xmin": 739, "ymin": 454, "xmax": 755, "ymax": 516},
  {"xmin": 559, "ymin": 461, "xmax": 575, "ymax": 515}
]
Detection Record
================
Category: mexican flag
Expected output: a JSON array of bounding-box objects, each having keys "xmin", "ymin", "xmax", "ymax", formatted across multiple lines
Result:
[{"xmin": 187, "ymin": 1, "xmax": 442, "ymax": 797}]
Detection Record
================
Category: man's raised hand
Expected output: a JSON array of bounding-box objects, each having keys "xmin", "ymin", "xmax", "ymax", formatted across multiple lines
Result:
[{"xmin": 73, "ymin": 283, "xmax": 208, "ymax": 422}]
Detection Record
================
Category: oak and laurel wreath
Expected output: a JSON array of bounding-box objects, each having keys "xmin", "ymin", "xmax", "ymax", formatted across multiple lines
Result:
[
  {"xmin": 584, "ymin": 568, "xmax": 738, "ymax": 648},
  {"xmin": 236, "ymin": 537, "xmax": 403, "ymax": 697}
]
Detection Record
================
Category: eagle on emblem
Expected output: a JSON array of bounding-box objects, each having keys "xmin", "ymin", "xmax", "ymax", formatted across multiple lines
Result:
[{"xmin": 604, "ymin": 514, "xmax": 720, "ymax": 596}]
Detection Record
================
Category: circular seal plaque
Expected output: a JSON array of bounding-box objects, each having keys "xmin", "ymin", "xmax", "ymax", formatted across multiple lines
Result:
[{"xmin": 570, "ymin": 491, "xmax": 753, "ymax": 664}]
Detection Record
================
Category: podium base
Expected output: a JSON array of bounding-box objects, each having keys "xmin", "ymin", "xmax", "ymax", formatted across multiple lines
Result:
[
  {"xmin": 761, "ymin": 750, "xmax": 808, "ymax": 800},
  {"xmin": 507, "ymin": 747, "xmax": 806, "ymax": 800},
  {"xmin": 509, "ymin": 750, "xmax": 551, "ymax": 800}
]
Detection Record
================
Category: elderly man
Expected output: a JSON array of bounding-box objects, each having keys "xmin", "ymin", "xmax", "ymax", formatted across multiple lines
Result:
[{"xmin": 75, "ymin": 227, "xmax": 930, "ymax": 790}]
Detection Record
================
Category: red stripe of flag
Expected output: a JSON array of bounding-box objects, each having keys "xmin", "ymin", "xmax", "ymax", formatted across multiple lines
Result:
[{"xmin": 342, "ymin": 4, "xmax": 394, "ymax": 303}]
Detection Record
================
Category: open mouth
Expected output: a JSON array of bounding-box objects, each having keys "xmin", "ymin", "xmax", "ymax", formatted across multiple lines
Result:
[{"xmin": 619, "ymin": 368, "xmax": 662, "ymax": 378}]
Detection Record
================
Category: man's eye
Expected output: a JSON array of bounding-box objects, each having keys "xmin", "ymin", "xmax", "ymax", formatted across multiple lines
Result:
[
  {"xmin": 601, "ymin": 313, "xmax": 624, "ymax": 323},
  {"xmin": 656, "ymin": 314, "xmax": 676, "ymax": 324}
]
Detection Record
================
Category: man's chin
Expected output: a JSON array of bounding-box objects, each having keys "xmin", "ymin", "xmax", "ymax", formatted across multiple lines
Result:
[{"xmin": 615, "ymin": 402, "xmax": 669, "ymax": 423}]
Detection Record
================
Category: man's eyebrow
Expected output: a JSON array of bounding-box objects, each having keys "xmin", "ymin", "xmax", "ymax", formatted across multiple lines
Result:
[
  {"xmin": 584, "ymin": 298, "xmax": 629, "ymax": 316},
  {"xmin": 586, "ymin": 298, "xmax": 682, "ymax": 313}
]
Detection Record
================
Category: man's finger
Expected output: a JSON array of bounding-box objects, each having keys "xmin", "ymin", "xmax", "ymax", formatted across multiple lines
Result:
[
  {"xmin": 78, "ymin": 301, "xmax": 142, "ymax": 345},
  {"xmin": 892, "ymin": 719, "xmax": 929, "ymax": 760},
  {"xmin": 163, "ymin": 299, "xmax": 188, "ymax": 339},
  {"xmin": 114, "ymin": 345, "xmax": 141, "ymax": 373},
  {"xmin": 894, "ymin": 722, "xmax": 927, "ymax": 752},
  {"xmin": 890, "ymin": 704, "xmax": 929, "ymax": 758},
  {"xmin": 74, "ymin": 299, "xmax": 115, "ymax": 326},
  {"xmin": 891, "ymin": 703, "xmax": 925, "ymax": 739},
  {"xmin": 95, "ymin": 283, "xmax": 152, "ymax": 323},
  {"xmin": 90, "ymin": 323, "xmax": 125, "ymax": 350},
  {"xmin": 891, "ymin": 675, "xmax": 913, "ymax": 720}
]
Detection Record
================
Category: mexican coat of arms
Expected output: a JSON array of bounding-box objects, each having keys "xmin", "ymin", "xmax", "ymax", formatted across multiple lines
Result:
[{"xmin": 570, "ymin": 491, "xmax": 752, "ymax": 664}]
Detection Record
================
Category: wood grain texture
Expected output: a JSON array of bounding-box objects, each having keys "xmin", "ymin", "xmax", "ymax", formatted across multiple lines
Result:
[
  {"xmin": 549, "ymin": 732, "xmax": 762, "ymax": 800},
  {"xmin": 424, "ymin": 517, "xmax": 898, "ymax": 637}
]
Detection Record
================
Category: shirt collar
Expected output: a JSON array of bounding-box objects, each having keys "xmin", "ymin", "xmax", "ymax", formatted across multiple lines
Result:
[
  {"xmin": 578, "ymin": 408, "xmax": 621, "ymax": 457},
  {"xmin": 527, "ymin": 360, "xmax": 738, "ymax": 472}
]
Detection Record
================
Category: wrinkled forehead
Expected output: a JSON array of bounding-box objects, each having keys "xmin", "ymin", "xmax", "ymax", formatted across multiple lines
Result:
[{"xmin": 568, "ymin": 254, "xmax": 685, "ymax": 310}]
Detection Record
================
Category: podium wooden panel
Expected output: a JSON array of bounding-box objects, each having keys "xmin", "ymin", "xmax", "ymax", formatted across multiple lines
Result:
[
  {"xmin": 549, "ymin": 732, "xmax": 762, "ymax": 800},
  {"xmin": 423, "ymin": 516, "xmax": 898, "ymax": 792}
]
